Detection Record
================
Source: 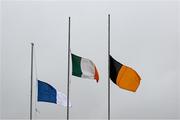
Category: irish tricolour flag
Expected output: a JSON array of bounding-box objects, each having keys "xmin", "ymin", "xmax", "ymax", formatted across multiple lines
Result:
[{"xmin": 71, "ymin": 53, "xmax": 99, "ymax": 82}]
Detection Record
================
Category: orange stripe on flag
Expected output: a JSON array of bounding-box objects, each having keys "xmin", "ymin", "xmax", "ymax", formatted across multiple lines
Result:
[
  {"xmin": 94, "ymin": 66, "xmax": 99, "ymax": 82},
  {"xmin": 116, "ymin": 65, "xmax": 141, "ymax": 92}
]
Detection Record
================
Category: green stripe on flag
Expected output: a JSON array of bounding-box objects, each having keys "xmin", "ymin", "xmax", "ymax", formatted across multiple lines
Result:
[{"xmin": 71, "ymin": 54, "xmax": 82, "ymax": 77}]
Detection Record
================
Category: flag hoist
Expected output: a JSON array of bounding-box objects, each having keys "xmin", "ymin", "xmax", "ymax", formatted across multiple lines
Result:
[
  {"xmin": 66, "ymin": 17, "xmax": 100, "ymax": 120},
  {"xmin": 30, "ymin": 43, "xmax": 70, "ymax": 120},
  {"xmin": 108, "ymin": 14, "xmax": 141, "ymax": 120}
]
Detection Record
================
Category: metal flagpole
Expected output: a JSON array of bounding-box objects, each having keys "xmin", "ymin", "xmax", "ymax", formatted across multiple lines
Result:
[
  {"xmin": 67, "ymin": 17, "xmax": 71, "ymax": 120},
  {"xmin": 108, "ymin": 14, "xmax": 111, "ymax": 120},
  {"xmin": 30, "ymin": 42, "xmax": 34, "ymax": 120}
]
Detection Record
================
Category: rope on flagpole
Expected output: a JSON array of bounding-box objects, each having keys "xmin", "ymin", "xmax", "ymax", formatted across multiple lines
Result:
[
  {"xmin": 33, "ymin": 44, "xmax": 40, "ymax": 118},
  {"xmin": 34, "ymin": 45, "xmax": 39, "ymax": 81}
]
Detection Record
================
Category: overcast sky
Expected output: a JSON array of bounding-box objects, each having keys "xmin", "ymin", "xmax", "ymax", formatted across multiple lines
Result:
[{"xmin": 0, "ymin": 0, "xmax": 180, "ymax": 119}]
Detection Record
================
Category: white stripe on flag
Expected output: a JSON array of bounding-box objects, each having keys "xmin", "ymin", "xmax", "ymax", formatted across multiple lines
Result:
[
  {"xmin": 81, "ymin": 57, "xmax": 95, "ymax": 79},
  {"xmin": 56, "ymin": 91, "xmax": 72, "ymax": 107}
]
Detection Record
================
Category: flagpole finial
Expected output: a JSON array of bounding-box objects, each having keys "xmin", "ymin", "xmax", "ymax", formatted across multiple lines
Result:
[{"xmin": 31, "ymin": 42, "xmax": 34, "ymax": 46}]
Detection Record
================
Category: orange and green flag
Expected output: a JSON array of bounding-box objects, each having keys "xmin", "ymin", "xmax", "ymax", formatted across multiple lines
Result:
[{"xmin": 71, "ymin": 53, "xmax": 99, "ymax": 82}]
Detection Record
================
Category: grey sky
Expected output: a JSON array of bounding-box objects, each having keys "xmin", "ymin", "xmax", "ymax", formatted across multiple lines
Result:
[{"xmin": 0, "ymin": 0, "xmax": 180, "ymax": 119}]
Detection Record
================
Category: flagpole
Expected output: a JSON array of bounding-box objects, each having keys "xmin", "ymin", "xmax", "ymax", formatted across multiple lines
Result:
[
  {"xmin": 67, "ymin": 17, "xmax": 71, "ymax": 120},
  {"xmin": 108, "ymin": 14, "xmax": 110, "ymax": 120},
  {"xmin": 30, "ymin": 42, "xmax": 34, "ymax": 120}
]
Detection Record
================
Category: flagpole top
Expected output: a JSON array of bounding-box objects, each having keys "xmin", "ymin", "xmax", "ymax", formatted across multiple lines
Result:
[{"xmin": 31, "ymin": 42, "xmax": 34, "ymax": 46}]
